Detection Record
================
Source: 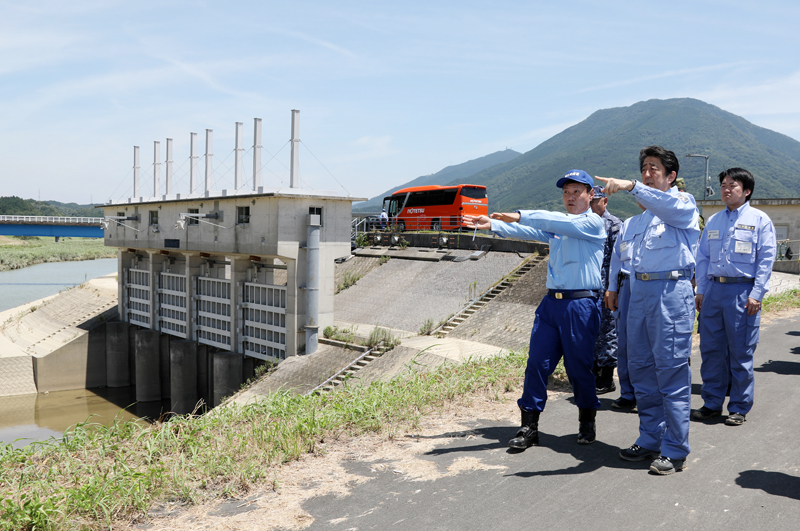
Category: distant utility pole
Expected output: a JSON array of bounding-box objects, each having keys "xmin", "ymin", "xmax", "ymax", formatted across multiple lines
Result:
[{"xmin": 685, "ymin": 153, "xmax": 713, "ymax": 200}]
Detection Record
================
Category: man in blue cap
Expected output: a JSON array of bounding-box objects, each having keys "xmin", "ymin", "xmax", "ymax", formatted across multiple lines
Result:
[
  {"xmin": 590, "ymin": 185, "xmax": 623, "ymax": 394},
  {"xmin": 693, "ymin": 168, "xmax": 776, "ymax": 426},
  {"xmin": 464, "ymin": 169, "xmax": 606, "ymax": 449},
  {"xmin": 596, "ymin": 146, "xmax": 700, "ymax": 475}
]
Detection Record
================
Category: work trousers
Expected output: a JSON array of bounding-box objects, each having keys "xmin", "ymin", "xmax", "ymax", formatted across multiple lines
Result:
[
  {"xmin": 627, "ymin": 278, "xmax": 694, "ymax": 460},
  {"xmin": 698, "ymin": 281, "xmax": 760, "ymax": 415},
  {"xmin": 518, "ymin": 294, "xmax": 602, "ymax": 413},
  {"xmin": 614, "ymin": 276, "xmax": 635, "ymax": 401}
]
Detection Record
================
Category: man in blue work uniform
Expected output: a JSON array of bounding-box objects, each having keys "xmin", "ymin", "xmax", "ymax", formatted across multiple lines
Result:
[
  {"xmin": 605, "ymin": 212, "xmax": 640, "ymax": 411},
  {"xmin": 590, "ymin": 185, "xmax": 623, "ymax": 394},
  {"xmin": 463, "ymin": 170, "xmax": 606, "ymax": 450},
  {"xmin": 693, "ymin": 168, "xmax": 776, "ymax": 426},
  {"xmin": 596, "ymin": 145, "xmax": 700, "ymax": 475}
]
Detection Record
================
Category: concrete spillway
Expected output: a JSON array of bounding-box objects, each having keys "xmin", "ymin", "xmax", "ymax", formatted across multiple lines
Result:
[{"xmin": 0, "ymin": 274, "xmax": 119, "ymax": 397}]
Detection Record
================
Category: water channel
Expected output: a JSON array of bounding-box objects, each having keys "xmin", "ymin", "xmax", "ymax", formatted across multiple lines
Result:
[{"xmin": 0, "ymin": 258, "xmax": 163, "ymax": 449}]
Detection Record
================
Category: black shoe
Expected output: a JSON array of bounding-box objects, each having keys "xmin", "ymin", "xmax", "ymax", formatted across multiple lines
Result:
[
  {"xmin": 595, "ymin": 366, "xmax": 616, "ymax": 395},
  {"xmin": 619, "ymin": 444, "xmax": 660, "ymax": 462},
  {"xmin": 611, "ymin": 397, "xmax": 636, "ymax": 410},
  {"xmin": 692, "ymin": 406, "xmax": 722, "ymax": 421},
  {"xmin": 649, "ymin": 456, "xmax": 686, "ymax": 475},
  {"xmin": 725, "ymin": 412, "xmax": 746, "ymax": 426},
  {"xmin": 577, "ymin": 408, "xmax": 596, "ymax": 444},
  {"xmin": 509, "ymin": 409, "xmax": 540, "ymax": 449}
]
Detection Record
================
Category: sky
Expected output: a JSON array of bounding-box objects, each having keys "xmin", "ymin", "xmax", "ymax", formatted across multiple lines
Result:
[{"xmin": 2, "ymin": 0, "xmax": 800, "ymax": 205}]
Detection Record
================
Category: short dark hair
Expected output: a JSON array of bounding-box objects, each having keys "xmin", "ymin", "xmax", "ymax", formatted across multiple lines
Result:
[
  {"xmin": 562, "ymin": 179, "xmax": 592, "ymax": 194},
  {"xmin": 718, "ymin": 167, "xmax": 754, "ymax": 202},
  {"xmin": 639, "ymin": 145, "xmax": 680, "ymax": 187}
]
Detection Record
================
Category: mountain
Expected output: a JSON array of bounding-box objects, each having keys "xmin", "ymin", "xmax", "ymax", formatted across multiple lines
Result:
[
  {"xmin": 0, "ymin": 197, "xmax": 102, "ymax": 217},
  {"xmin": 353, "ymin": 148, "xmax": 521, "ymax": 212},
  {"xmin": 462, "ymin": 98, "xmax": 800, "ymax": 219}
]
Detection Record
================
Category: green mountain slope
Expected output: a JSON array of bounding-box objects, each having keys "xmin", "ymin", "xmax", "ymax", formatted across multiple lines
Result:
[
  {"xmin": 353, "ymin": 149, "xmax": 521, "ymax": 212},
  {"xmin": 0, "ymin": 197, "xmax": 101, "ymax": 217},
  {"xmin": 460, "ymin": 98, "xmax": 800, "ymax": 219}
]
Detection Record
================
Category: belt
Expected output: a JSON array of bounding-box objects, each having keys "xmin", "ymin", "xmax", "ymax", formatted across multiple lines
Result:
[
  {"xmin": 548, "ymin": 289, "xmax": 602, "ymax": 300},
  {"xmin": 635, "ymin": 270, "xmax": 690, "ymax": 281},
  {"xmin": 713, "ymin": 276, "xmax": 755, "ymax": 284}
]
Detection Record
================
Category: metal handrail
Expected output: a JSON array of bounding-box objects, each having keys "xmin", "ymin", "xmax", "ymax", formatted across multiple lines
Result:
[
  {"xmin": 0, "ymin": 215, "xmax": 103, "ymax": 225},
  {"xmin": 307, "ymin": 341, "xmax": 383, "ymax": 394}
]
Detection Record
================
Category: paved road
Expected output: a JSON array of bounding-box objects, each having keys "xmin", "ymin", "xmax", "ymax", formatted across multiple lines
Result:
[{"xmin": 294, "ymin": 311, "xmax": 800, "ymax": 531}]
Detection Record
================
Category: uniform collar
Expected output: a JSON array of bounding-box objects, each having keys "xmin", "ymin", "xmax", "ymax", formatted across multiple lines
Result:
[{"xmin": 726, "ymin": 201, "xmax": 750, "ymax": 215}]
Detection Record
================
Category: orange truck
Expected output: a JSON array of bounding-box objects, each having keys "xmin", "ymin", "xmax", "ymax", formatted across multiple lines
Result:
[{"xmin": 382, "ymin": 184, "xmax": 488, "ymax": 231}]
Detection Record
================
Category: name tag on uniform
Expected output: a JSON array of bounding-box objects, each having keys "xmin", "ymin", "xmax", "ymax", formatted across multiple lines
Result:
[
  {"xmin": 735, "ymin": 240, "xmax": 752, "ymax": 254},
  {"xmin": 620, "ymin": 241, "xmax": 628, "ymax": 252},
  {"xmin": 708, "ymin": 230, "xmax": 720, "ymax": 240},
  {"xmin": 654, "ymin": 223, "xmax": 665, "ymax": 235},
  {"xmin": 736, "ymin": 224, "xmax": 755, "ymax": 231}
]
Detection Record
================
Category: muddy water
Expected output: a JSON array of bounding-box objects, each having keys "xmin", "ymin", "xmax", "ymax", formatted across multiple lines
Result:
[{"xmin": 0, "ymin": 387, "xmax": 173, "ymax": 449}]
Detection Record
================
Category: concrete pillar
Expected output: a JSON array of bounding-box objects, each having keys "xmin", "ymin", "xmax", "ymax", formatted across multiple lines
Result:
[
  {"xmin": 160, "ymin": 334, "xmax": 171, "ymax": 398},
  {"xmin": 230, "ymin": 256, "xmax": 250, "ymax": 354},
  {"xmin": 170, "ymin": 340, "xmax": 198, "ymax": 415},
  {"xmin": 106, "ymin": 321, "xmax": 130, "ymax": 387},
  {"xmin": 285, "ymin": 257, "xmax": 298, "ymax": 356},
  {"xmin": 213, "ymin": 352, "xmax": 243, "ymax": 407},
  {"xmin": 128, "ymin": 324, "xmax": 137, "ymax": 386},
  {"xmin": 242, "ymin": 356, "xmax": 255, "ymax": 383},
  {"xmin": 184, "ymin": 253, "xmax": 202, "ymax": 340},
  {"xmin": 197, "ymin": 343, "xmax": 210, "ymax": 412},
  {"xmin": 134, "ymin": 329, "xmax": 161, "ymax": 402}
]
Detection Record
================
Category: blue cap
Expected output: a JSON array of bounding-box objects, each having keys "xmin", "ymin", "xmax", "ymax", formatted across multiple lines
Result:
[
  {"xmin": 591, "ymin": 185, "xmax": 607, "ymax": 199},
  {"xmin": 556, "ymin": 169, "xmax": 594, "ymax": 189}
]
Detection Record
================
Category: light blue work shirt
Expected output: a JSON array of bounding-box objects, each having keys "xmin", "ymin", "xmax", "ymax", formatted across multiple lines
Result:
[
  {"xmin": 695, "ymin": 201, "xmax": 776, "ymax": 300},
  {"xmin": 622, "ymin": 183, "xmax": 700, "ymax": 275},
  {"xmin": 608, "ymin": 217, "xmax": 634, "ymax": 293},
  {"xmin": 490, "ymin": 208, "xmax": 605, "ymax": 290}
]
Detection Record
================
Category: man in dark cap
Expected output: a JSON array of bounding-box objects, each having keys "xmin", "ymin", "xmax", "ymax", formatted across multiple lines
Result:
[
  {"xmin": 464, "ymin": 170, "xmax": 606, "ymax": 450},
  {"xmin": 590, "ymin": 185, "xmax": 622, "ymax": 394}
]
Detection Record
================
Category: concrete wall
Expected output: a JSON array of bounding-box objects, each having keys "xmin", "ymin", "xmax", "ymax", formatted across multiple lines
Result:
[{"xmin": 32, "ymin": 324, "xmax": 108, "ymax": 393}]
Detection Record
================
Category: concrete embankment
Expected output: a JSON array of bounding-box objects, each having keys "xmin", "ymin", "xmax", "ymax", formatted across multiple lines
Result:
[{"xmin": 0, "ymin": 274, "xmax": 118, "ymax": 397}]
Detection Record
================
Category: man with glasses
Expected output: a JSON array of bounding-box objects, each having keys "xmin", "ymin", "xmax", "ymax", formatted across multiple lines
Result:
[{"xmin": 693, "ymin": 168, "xmax": 776, "ymax": 427}]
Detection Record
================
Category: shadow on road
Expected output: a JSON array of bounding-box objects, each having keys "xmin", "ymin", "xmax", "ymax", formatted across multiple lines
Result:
[
  {"xmin": 736, "ymin": 470, "xmax": 800, "ymax": 500},
  {"xmin": 504, "ymin": 433, "xmax": 649, "ymax": 477},
  {"xmin": 754, "ymin": 360, "xmax": 800, "ymax": 376}
]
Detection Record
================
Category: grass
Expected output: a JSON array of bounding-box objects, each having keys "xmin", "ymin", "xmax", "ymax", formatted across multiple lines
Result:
[
  {"xmin": 0, "ymin": 349, "xmax": 540, "ymax": 530},
  {"xmin": 335, "ymin": 271, "xmax": 362, "ymax": 294},
  {"xmin": 0, "ymin": 236, "xmax": 116, "ymax": 271},
  {"xmin": 762, "ymin": 288, "xmax": 800, "ymax": 313}
]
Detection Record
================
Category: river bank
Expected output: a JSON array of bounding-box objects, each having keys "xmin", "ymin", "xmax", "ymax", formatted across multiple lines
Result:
[{"xmin": 0, "ymin": 235, "xmax": 116, "ymax": 271}]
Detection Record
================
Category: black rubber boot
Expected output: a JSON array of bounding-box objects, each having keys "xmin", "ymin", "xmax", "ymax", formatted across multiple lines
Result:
[
  {"xmin": 577, "ymin": 408, "xmax": 596, "ymax": 444},
  {"xmin": 508, "ymin": 409, "xmax": 540, "ymax": 450},
  {"xmin": 595, "ymin": 366, "xmax": 616, "ymax": 395}
]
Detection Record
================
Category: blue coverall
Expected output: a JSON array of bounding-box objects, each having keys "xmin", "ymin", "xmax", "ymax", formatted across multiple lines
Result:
[
  {"xmin": 623, "ymin": 183, "xmax": 700, "ymax": 460},
  {"xmin": 608, "ymin": 217, "xmax": 634, "ymax": 403},
  {"xmin": 491, "ymin": 208, "xmax": 606, "ymax": 412},
  {"xmin": 695, "ymin": 202, "xmax": 776, "ymax": 415}
]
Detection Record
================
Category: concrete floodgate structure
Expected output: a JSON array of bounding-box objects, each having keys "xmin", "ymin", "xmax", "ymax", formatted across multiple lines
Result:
[{"xmin": 97, "ymin": 112, "xmax": 367, "ymax": 413}]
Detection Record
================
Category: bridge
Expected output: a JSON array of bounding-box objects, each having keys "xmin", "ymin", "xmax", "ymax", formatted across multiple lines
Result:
[{"xmin": 0, "ymin": 215, "xmax": 104, "ymax": 238}]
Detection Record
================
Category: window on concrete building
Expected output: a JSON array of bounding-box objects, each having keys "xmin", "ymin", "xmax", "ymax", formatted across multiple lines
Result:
[
  {"xmin": 237, "ymin": 206, "xmax": 250, "ymax": 225},
  {"xmin": 117, "ymin": 212, "xmax": 125, "ymax": 218},
  {"xmin": 776, "ymin": 225, "xmax": 788, "ymax": 241},
  {"xmin": 309, "ymin": 206, "xmax": 323, "ymax": 226},
  {"xmin": 188, "ymin": 208, "xmax": 199, "ymax": 225},
  {"xmin": 149, "ymin": 210, "xmax": 159, "ymax": 226}
]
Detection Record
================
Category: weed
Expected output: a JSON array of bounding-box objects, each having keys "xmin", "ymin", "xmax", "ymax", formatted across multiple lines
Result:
[
  {"xmin": 323, "ymin": 325, "xmax": 356, "ymax": 344},
  {"xmin": 419, "ymin": 318, "xmax": 434, "ymax": 336},
  {"xmin": 379, "ymin": 255, "xmax": 390, "ymax": 265},
  {"xmin": 336, "ymin": 271, "xmax": 362, "ymax": 294},
  {"xmin": 354, "ymin": 233, "xmax": 368, "ymax": 248},
  {"xmin": 365, "ymin": 326, "xmax": 401, "ymax": 349}
]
